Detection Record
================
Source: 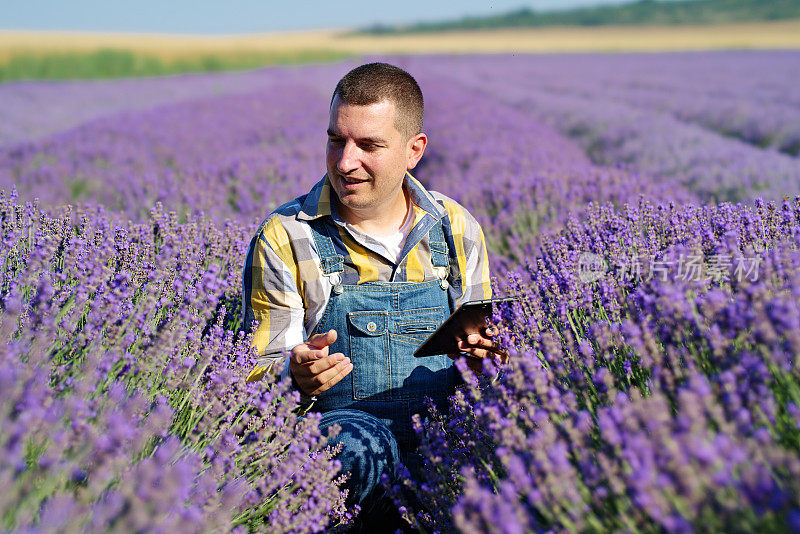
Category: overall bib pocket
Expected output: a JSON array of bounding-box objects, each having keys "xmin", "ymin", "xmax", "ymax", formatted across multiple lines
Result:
[
  {"xmin": 393, "ymin": 320, "xmax": 438, "ymax": 343},
  {"xmin": 391, "ymin": 305, "xmax": 446, "ymax": 349},
  {"xmin": 347, "ymin": 311, "xmax": 390, "ymax": 400}
]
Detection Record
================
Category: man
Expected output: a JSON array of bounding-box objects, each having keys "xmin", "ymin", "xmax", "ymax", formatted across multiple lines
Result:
[{"xmin": 242, "ymin": 62, "xmax": 505, "ymax": 532}]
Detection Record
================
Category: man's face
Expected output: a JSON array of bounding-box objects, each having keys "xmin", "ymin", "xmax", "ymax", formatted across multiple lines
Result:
[{"xmin": 326, "ymin": 96, "xmax": 424, "ymax": 223}]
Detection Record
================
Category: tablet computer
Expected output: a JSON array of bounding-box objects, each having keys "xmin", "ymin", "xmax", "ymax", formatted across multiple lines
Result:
[{"xmin": 413, "ymin": 296, "xmax": 518, "ymax": 357}]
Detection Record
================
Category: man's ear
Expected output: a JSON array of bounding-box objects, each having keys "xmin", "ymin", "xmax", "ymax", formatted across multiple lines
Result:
[{"xmin": 406, "ymin": 133, "xmax": 427, "ymax": 170}]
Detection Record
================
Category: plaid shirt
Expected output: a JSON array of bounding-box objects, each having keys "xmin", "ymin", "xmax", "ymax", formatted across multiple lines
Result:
[{"xmin": 242, "ymin": 172, "xmax": 492, "ymax": 382}]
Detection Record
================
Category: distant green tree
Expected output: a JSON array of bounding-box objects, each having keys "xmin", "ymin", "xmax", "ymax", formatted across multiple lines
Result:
[{"xmin": 355, "ymin": 0, "xmax": 800, "ymax": 35}]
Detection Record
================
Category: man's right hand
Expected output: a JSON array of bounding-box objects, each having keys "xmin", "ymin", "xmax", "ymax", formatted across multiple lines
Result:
[{"xmin": 289, "ymin": 329, "xmax": 353, "ymax": 396}]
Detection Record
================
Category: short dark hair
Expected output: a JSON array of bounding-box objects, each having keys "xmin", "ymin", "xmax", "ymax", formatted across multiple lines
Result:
[{"xmin": 332, "ymin": 62, "xmax": 424, "ymax": 138}]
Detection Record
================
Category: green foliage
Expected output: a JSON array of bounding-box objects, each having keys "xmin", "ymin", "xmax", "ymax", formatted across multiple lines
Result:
[
  {"xmin": 359, "ymin": 0, "xmax": 800, "ymax": 34},
  {"xmin": 0, "ymin": 48, "xmax": 351, "ymax": 83}
]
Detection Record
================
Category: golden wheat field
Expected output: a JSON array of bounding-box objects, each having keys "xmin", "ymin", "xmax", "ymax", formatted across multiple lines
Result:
[{"xmin": 1, "ymin": 19, "xmax": 800, "ymax": 62}]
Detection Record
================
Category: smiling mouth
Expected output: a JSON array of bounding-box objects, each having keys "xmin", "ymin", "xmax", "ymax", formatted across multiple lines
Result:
[{"xmin": 339, "ymin": 174, "xmax": 369, "ymax": 184}]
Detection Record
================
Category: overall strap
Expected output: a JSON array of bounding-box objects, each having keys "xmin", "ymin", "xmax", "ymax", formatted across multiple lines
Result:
[
  {"xmin": 427, "ymin": 219, "xmax": 449, "ymax": 269},
  {"xmin": 308, "ymin": 218, "xmax": 346, "ymax": 296},
  {"xmin": 427, "ymin": 218, "xmax": 451, "ymax": 291},
  {"xmin": 434, "ymin": 200, "xmax": 464, "ymax": 310},
  {"xmin": 308, "ymin": 218, "xmax": 344, "ymax": 275}
]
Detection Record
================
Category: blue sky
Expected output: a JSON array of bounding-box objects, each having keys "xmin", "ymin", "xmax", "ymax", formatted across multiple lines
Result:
[{"xmin": 1, "ymin": 0, "xmax": 624, "ymax": 34}]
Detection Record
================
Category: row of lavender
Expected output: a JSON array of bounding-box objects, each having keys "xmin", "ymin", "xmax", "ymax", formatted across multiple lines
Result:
[
  {"xmin": 0, "ymin": 64, "xmax": 695, "ymax": 263},
  {"xmin": 405, "ymin": 52, "xmax": 800, "ymax": 204},
  {"xmin": 444, "ymin": 52, "xmax": 800, "ymax": 156},
  {"xmin": 3, "ymin": 52, "xmax": 799, "ymax": 218},
  {"xmin": 5, "ymin": 52, "xmax": 797, "ymax": 155},
  {"xmin": 0, "ymin": 82, "xmax": 331, "ymax": 224},
  {"xmin": 1, "ymin": 51, "xmax": 800, "ymax": 532},
  {"xmin": 0, "ymin": 62, "xmax": 352, "ymax": 149}
]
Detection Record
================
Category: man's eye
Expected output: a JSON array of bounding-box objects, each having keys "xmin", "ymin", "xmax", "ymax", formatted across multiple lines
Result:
[{"xmin": 328, "ymin": 138, "xmax": 344, "ymax": 145}]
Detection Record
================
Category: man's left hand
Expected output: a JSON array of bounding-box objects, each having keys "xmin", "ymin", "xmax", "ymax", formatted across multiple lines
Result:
[{"xmin": 448, "ymin": 325, "xmax": 508, "ymax": 374}]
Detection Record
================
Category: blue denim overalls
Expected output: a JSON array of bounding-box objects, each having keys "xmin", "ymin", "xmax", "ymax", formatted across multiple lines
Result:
[{"xmin": 306, "ymin": 214, "xmax": 458, "ymax": 531}]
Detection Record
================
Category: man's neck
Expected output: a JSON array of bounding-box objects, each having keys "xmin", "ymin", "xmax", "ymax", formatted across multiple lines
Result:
[{"xmin": 338, "ymin": 186, "xmax": 411, "ymax": 237}]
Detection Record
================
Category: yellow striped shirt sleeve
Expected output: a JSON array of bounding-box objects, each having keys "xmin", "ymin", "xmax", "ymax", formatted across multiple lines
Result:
[
  {"xmin": 439, "ymin": 197, "xmax": 492, "ymax": 303},
  {"xmin": 244, "ymin": 217, "xmax": 306, "ymax": 382}
]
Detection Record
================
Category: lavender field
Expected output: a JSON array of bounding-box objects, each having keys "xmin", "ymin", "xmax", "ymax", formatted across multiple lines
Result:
[{"xmin": 2, "ymin": 51, "xmax": 800, "ymax": 533}]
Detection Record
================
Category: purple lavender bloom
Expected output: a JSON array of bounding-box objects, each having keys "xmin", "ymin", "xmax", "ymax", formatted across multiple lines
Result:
[{"xmin": 3, "ymin": 51, "xmax": 800, "ymax": 532}]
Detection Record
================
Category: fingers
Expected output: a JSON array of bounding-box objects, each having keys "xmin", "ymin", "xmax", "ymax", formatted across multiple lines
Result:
[
  {"xmin": 465, "ymin": 328, "xmax": 499, "ymax": 349},
  {"xmin": 291, "ymin": 354, "xmax": 352, "ymax": 396},
  {"xmin": 291, "ymin": 345, "xmax": 329, "ymax": 365},
  {"xmin": 289, "ymin": 341, "xmax": 351, "ymax": 396},
  {"xmin": 290, "ymin": 329, "xmax": 350, "ymax": 396},
  {"xmin": 458, "ymin": 332, "xmax": 504, "ymax": 359},
  {"xmin": 458, "ymin": 345, "xmax": 495, "ymax": 360},
  {"xmin": 293, "ymin": 353, "xmax": 348, "ymax": 377},
  {"xmin": 462, "ymin": 346, "xmax": 509, "ymax": 364},
  {"xmin": 308, "ymin": 359, "xmax": 354, "ymax": 396},
  {"xmin": 455, "ymin": 325, "xmax": 509, "ymax": 366},
  {"xmin": 291, "ymin": 329, "xmax": 339, "ymax": 364},
  {"xmin": 307, "ymin": 329, "xmax": 337, "ymax": 349},
  {"xmin": 458, "ymin": 345, "xmax": 509, "ymax": 364}
]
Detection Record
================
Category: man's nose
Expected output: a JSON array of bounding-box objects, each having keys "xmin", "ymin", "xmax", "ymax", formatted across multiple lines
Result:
[{"xmin": 337, "ymin": 141, "xmax": 360, "ymax": 173}]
